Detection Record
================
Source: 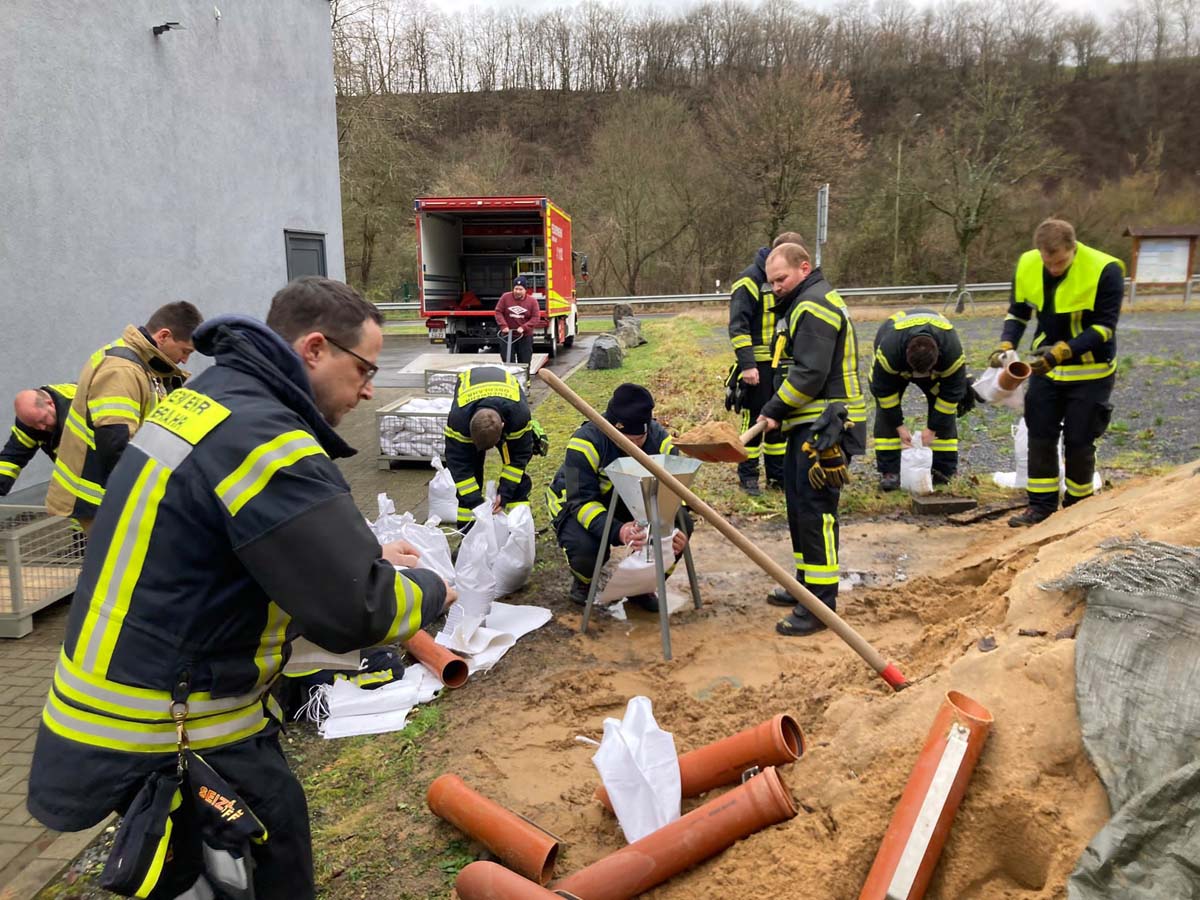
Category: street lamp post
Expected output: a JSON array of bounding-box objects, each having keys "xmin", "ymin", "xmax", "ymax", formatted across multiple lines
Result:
[{"xmin": 893, "ymin": 112, "xmax": 922, "ymax": 283}]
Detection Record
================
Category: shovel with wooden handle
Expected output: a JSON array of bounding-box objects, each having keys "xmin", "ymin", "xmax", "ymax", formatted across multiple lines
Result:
[
  {"xmin": 675, "ymin": 421, "xmax": 766, "ymax": 463},
  {"xmin": 538, "ymin": 368, "xmax": 908, "ymax": 691}
]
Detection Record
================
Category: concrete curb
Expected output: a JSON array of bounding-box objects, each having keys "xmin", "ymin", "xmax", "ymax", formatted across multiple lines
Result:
[{"xmin": 0, "ymin": 817, "xmax": 113, "ymax": 900}]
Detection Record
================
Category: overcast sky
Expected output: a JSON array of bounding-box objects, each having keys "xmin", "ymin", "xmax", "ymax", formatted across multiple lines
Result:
[{"xmin": 425, "ymin": 0, "xmax": 1124, "ymax": 20}]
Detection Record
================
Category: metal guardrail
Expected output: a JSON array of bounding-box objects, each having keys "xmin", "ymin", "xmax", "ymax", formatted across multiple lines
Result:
[{"xmin": 376, "ymin": 276, "xmax": 1196, "ymax": 312}]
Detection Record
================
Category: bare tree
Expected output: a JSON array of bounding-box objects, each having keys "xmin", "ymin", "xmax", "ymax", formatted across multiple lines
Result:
[{"xmin": 911, "ymin": 78, "xmax": 1070, "ymax": 294}]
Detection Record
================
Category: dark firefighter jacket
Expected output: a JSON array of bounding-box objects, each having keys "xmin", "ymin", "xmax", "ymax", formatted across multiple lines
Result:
[
  {"xmin": 0, "ymin": 384, "xmax": 75, "ymax": 496},
  {"xmin": 27, "ymin": 316, "xmax": 446, "ymax": 832},
  {"xmin": 1001, "ymin": 243, "xmax": 1125, "ymax": 382},
  {"xmin": 46, "ymin": 325, "xmax": 188, "ymax": 520},
  {"xmin": 760, "ymin": 268, "xmax": 868, "ymax": 436},
  {"xmin": 870, "ymin": 309, "xmax": 968, "ymax": 434},
  {"xmin": 443, "ymin": 366, "xmax": 533, "ymax": 513},
  {"xmin": 727, "ymin": 247, "xmax": 778, "ymax": 371},
  {"xmin": 546, "ymin": 420, "xmax": 676, "ymax": 544}
]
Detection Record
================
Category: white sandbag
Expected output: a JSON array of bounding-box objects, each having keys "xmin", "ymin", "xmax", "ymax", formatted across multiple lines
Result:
[
  {"xmin": 492, "ymin": 504, "xmax": 536, "ymax": 595},
  {"xmin": 427, "ymin": 456, "xmax": 458, "ymax": 527},
  {"xmin": 596, "ymin": 534, "xmax": 677, "ymax": 604},
  {"xmin": 900, "ymin": 432, "xmax": 934, "ymax": 495},
  {"xmin": 592, "ymin": 696, "xmax": 681, "ymax": 843},
  {"xmin": 973, "ymin": 351, "xmax": 1028, "ymax": 411},
  {"xmin": 372, "ymin": 495, "xmax": 455, "ymax": 584},
  {"xmin": 454, "ymin": 498, "xmax": 499, "ymax": 619}
]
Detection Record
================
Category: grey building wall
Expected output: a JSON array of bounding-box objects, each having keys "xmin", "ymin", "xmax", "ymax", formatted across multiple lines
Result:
[{"xmin": 0, "ymin": 1, "xmax": 344, "ymax": 493}]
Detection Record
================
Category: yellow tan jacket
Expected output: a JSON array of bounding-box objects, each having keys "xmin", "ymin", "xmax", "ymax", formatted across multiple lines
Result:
[{"xmin": 46, "ymin": 325, "xmax": 188, "ymax": 520}]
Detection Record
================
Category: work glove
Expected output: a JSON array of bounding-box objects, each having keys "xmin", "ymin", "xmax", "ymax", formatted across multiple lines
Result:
[
  {"xmin": 1029, "ymin": 341, "xmax": 1072, "ymax": 376},
  {"xmin": 987, "ymin": 341, "xmax": 1015, "ymax": 368},
  {"xmin": 809, "ymin": 402, "xmax": 849, "ymax": 451},
  {"xmin": 530, "ymin": 419, "xmax": 550, "ymax": 457},
  {"xmin": 957, "ymin": 376, "xmax": 978, "ymax": 417},
  {"xmin": 723, "ymin": 364, "xmax": 753, "ymax": 413},
  {"xmin": 802, "ymin": 442, "xmax": 851, "ymax": 490}
]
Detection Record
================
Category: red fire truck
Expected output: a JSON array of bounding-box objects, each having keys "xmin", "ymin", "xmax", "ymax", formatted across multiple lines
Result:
[{"xmin": 415, "ymin": 196, "xmax": 583, "ymax": 357}]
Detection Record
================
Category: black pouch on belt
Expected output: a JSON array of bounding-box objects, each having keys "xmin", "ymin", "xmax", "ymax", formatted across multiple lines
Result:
[
  {"xmin": 1090, "ymin": 401, "xmax": 1114, "ymax": 440},
  {"xmin": 187, "ymin": 750, "xmax": 268, "ymax": 900},
  {"xmin": 100, "ymin": 772, "xmax": 191, "ymax": 897}
]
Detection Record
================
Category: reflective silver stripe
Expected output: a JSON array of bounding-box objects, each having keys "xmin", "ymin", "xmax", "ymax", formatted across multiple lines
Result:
[
  {"xmin": 79, "ymin": 462, "xmax": 164, "ymax": 672},
  {"xmin": 131, "ymin": 422, "xmax": 193, "ymax": 470},
  {"xmin": 216, "ymin": 433, "xmax": 319, "ymax": 512}
]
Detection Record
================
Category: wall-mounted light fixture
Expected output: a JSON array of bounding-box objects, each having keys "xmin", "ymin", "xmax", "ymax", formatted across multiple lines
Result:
[{"xmin": 152, "ymin": 22, "xmax": 183, "ymax": 36}]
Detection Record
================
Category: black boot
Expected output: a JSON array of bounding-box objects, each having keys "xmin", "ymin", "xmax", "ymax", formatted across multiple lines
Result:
[
  {"xmin": 767, "ymin": 587, "xmax": 795, "ymax": 607},
  {"xmin": 879, "ymin": 472, "xmax": 900, "ymax": 492},
  {"xmin": 738, "ymin": 476, "xmax": 762, "ymax": 497},
  {"xmin": 776, "ymin": 609, "xmax": 829, "ymax": 637},
  {"xmin": 1008, "ymin": 507, "xmax": 1054, "ymax": 528},
  {"xmin": 569, "ymin": 581, "xmax": 590, "ymax": 606}
]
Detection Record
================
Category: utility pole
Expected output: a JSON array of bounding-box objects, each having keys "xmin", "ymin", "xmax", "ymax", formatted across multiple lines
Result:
[
  {"xmin": 893, "ymin": 112, "xmax": 922, "ymax": 283},
  {"xmin": 815, "ymin": 183, "xmax": 829, "ymax": 268}
]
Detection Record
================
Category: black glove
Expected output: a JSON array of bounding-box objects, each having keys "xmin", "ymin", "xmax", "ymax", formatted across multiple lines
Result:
[
  {"xmin": 723, "ymin": 364, "xmax": 738, "ymax": 412},
  {"xmin": 809, "ymin": 402, "xmax": 849, "ymax": 451},
  {"xmin": 956, "ymin": 376, "xmax": 978, "ymax": 418}
]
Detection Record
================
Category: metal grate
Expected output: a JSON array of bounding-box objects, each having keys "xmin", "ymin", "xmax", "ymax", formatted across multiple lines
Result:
[{"xmin": 0, "ymin": 505, "xmax": 83, "ymax": 637}]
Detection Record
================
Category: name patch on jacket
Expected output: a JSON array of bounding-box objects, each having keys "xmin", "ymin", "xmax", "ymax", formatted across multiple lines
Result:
[{"xmin": 145, "ymin": 389, "xmax": 231, "ymax": 445}]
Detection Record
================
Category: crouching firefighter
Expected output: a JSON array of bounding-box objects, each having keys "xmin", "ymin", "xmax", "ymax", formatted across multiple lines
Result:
[
  {"xmin": 26, "ymin": 277, "xmax": 453, "ymax": 899},
  {"xmin": 443, "ymin": 365, "xmax": 540, "ymax": 528},
  {"xmin": 870, "ymin": 309, "xmax": 968, "ymax": 490},
  {"xmin": 757, "ymin": 242, "xmax": 866, "ymax": 637},
  {"xmin": 547, "ymin": 384, "xmax": 692, "ymax": 613}
]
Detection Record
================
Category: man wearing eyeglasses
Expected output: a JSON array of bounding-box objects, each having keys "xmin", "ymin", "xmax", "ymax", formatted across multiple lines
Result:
[
  {"xmin": 28, "ymin": 276, "xmax": 454, "ymax": 899},
  {"xmin": 0, "ymin": 384, "xmax": 76, "ymax": 496}
]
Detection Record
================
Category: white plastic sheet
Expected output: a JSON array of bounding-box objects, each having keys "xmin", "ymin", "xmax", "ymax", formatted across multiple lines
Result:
[
  {"xmin": 427, "ymin": 456, "xmax": 459, "ymax": 527},
  {"xmin": 592, "ymin": 696, "xmax": 681, "ymax": 843}
]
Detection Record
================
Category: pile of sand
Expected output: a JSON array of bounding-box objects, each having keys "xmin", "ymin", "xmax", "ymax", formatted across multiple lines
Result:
[{"xmin": 443, "ymin": 461, "xmax": 1200, "ymax": 898}]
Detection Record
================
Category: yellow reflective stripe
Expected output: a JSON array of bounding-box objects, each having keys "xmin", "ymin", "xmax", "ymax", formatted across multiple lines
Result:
[
  {"xmin": 890, "ymin": 312, "xmax": 952, "ymax": 330},
  {"xmin": 1070, "ymin": 311, "xmax": 1083, "ymax": 338},
  {"xmin": 778, "ymin": 381, "xmax": 812, "ymax": 408},
  {"xmin": 135, "ymin": 790, "xmax": 177, "ymax": 896},
  {"xmin": 0, "ymin": 461, "xmax": 20, "ymax": 479},
  {"xmin": 936, "ymin": 355, "xmax": 966, "ymax": 378},
  {"xmin": 457, "ymin": 371, "xmax": 520, "ymax": 405},
  {"xmin": 66, "ymin": 408, "xmax": 97, "ymax": 450},
  {"xmin": 10, "ymin": 425, "xmax": 37, "ymax": 449},
  {"xmin": 762, "ymin": 442, "xmax": 787, "ymax": 456},
  {"xmin": 1091, "ymin": 324, "xmax": 1113, "ymax": 341},
  {"xmin": 793, "ymin": 301, "xmax": 841, "ymax": 330},
  {"xmin": 781, "ymin": 396, "xmax": 866, "ymax": 429},
  {"xmin": 578, "ymin": 501, "xmax": 606, "ymax": 528},
  {"xmin": 1004, "ymin": 313, "xmax": 1028, "ymax": 324},
  {"xmin": 731, "ymin": 276, "xmax": 760, "ymax": 300},
  {"xmin": 1065, "ymin": 478, "xmax": 1094, "ymax": 497},
  {"xmin": 744, "ymin": 445, "xmax": 762, "ymax": 460},
  {"xmin": 874, "ymin": 348, "xmax": 898, "ymax": 375},
  {"xmin": 77, "ymin": 460, "xmax": 171, "ymax": 674},
  {"xmin": 455, "ymin": 476, "xmax": 481, "ymax": 493},
  {"xmin": 444, "ymin": 426, "xmax": 473, "ymax": 444},
  {"xmin": 216, "ymin": 431, "xmax": 325, "ymax": 516},
  {"xmin": 1027, "ymin": 477, "xmax": 1059, "ymax": 493},
  {"xmin": 42, "ymin": 689, "xmax": 268, "ymax": 754},
  {"xmin": 877, "ymin": 393, "xmax": 901, "ymax": 409},
  {"xmin": 508, "ymin": 422, "xmax": 532, "ymax": 440},
  {"xmin": 254, "ymin": 602, "xmax": 291, "ymax": 687},
  {"xmin": 48, "ymin": 383, "xmax": 78, "ymax": 401},
  {"xmin": 1047, "ymin": 361, "xmax": 1116, "ymax": 382},
  {"xmin": 545, "ymin": 487, "xmax": 564, "ymax": 518},
  {"xmin": 930, "ymin": 439, "xmax": 958, "ymax": 451},
  {"xmin": 660, "ymin": 437, "xmax": 674, "ymax": 455},
  {"xmin": 822, "ymin": 513, "xmax": 838, "ymax": 568},
  {"xmin": 52, "ymin": 457, "xmax": 104, "ymax": 504},
  {"xmin": 568, "ymin": 565, "xmax": 592, "ymax": 585},
  {"xmin": 566, "ymin": 437, "xmax": 600, "ymax": 471},
  {"xmin": 383, "ymin": 571, "xmax": 423, "ymax": 643},
  {"xmin": 874, "ymin": 438, "xmax": 903, "ymax": 450},
  {"xmin": 457, "ymin": 507, "xmax": 475, "ymax": 522},
  {"xmin": 54, "ymin": 649, "xmax": 267, "ymax": 721},
  {"xmin": 844, "ymin": 321, "xmax": 860, "ymax": 398},
  {"xmin": 934, "ymin": 398, "xmax": 957, "ymax": 416},
  {"xmin": 500, "ymin": 465, "xmax": 523, "ymax": 483},
  {"xmin": 730, "ymin": 335, "xmax": 754, "ymax": 349},
  {"xmin": 88, "ymin": 396, "xmax": 143, "ymax": 422}
]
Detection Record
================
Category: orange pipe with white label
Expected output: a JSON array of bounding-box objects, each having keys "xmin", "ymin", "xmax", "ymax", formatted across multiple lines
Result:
[{"xmin": 858, "ymin": 691, "xmax": 994, "ymax": 900}]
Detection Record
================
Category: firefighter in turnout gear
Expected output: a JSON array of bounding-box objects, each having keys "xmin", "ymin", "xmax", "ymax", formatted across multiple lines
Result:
[
  {"xmin": 870, "ymin": 309, "xmax": 969, "ymax": 490},
  {"xmin": 45, "ymin": 302, "xmax": 201, "ymax": 529},
  {"xmin": 757, "ymin": 242, "xmax": 866, "ymax": 637},
  {"xmin": 0, "ymin": 384, "xmax": 75, "ymax": 496},
  {"xmin": 726, "ymin": 231, "xmax": 806, "ymax": 495},
  {"xmin": 992, "ymin": 219, "xmax": 1124, "ymax": 527},
  {"xmin": 27, "ymin": 278, "xmax": 452, "ymax": 899},
  {"xmin": 443, "ymin": 366, "xmax": 534, "ymax": 527},
  {"xmin": 548, "ymin": 384, "xmax": 692, "ymax": 613}
]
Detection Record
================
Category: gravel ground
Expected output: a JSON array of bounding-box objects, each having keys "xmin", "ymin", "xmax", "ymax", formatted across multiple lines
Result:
[{"xmin": 868, "ymin": 308, "xmax": 1200, "ymax": 478}]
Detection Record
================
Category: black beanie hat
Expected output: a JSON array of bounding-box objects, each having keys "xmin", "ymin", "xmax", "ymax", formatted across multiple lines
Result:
[{"xmin": 604, "ymin": 383, "xmax": 654, "ymax": 435}]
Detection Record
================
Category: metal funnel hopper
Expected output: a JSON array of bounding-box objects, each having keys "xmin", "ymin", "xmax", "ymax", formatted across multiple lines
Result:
[{"xmin": 604, "ymin": 454, "xmax": 701, "ymax": 528}]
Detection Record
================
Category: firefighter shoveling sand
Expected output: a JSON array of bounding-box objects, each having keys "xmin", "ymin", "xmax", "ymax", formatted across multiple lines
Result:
[{"xmin": 431, "ymin": 460, "xmax": 1200, "ymax": 899}]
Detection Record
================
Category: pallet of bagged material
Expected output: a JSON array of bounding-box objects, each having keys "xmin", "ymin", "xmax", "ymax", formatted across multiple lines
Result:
[{"xmin": 377, "ymin": 392, "xmax": 453, "ymax": 466}]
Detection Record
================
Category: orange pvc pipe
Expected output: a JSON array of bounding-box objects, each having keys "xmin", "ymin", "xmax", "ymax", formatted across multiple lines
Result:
[
  {"xmin": 595, "ymin": 714, "xmax": 804, "ymax": 811},
  {"xmin": 428, "ymin": 774, "xmax": 559, "ymax": 885},
  {"xmin": 404, "ymin": 629, "xmax": 469, "ymax": 688},
  {"xmin": 455, "ymin": 861, "xmax": 570, "ymax": 900},
  {"xmin": 998, "ymin": 360, "xmax": 1031, "ymax": 390},
  {"xmin": 554, "ymin": 766, "xmax": 797, "ymax": 900},
  {"xmin": 858, "ymin": 690, "xmax": 994, "ymax": 900}
]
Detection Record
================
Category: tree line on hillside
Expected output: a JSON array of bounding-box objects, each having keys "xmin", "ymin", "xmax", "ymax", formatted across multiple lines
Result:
[{"xmin": 332, "ymin": 0, "xmax": 1200, "ymax": 300}]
